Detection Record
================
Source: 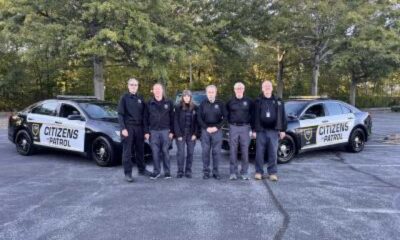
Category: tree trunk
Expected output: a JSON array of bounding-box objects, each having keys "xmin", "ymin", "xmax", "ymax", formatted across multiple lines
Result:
[
  {"xmin": 349, "ymin": 75, "xmax": 357, "ymax": 106},
  {"xmin": 276, "ymin": 56, "xmax": 284, "ymax": 98},
  {"xmin": 189, "ymin": 55, "xmax": 193, "ymax": 88},
  {"xmin": 311, "ymin": 51, "xmax": 320, "ymax": 96},
  {"xmin": 93, "ymin": 55, "xmax": 105, "ymax": 100}
]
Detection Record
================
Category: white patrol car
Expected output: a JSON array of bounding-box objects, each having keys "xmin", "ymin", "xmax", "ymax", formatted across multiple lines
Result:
[
  {"xmin": 8, "ymin": 96, "xmax": 152, "ymax": 166},
  {"xmin": 222, "ymin": 96, "xmax": 372, "ymax": 163}
]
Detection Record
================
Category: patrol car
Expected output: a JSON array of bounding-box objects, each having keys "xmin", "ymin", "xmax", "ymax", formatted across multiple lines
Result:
[
  {"xmin": 222, "ymin": 96, "xmax": 372, "ymax": 163},
  {"xmin": 8, "ymin": 96, "xmax": 152, "ymax": 166}
]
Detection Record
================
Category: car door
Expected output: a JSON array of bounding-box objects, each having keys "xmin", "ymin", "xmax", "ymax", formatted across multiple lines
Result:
[
  {"xmin": 26, "ymin": 100, "xmax": 60, "ymax": 148},
  {"xmin": 322, "ymin": 101, "xmax": 355, "ymax": 145},
  {"xmin": 55, "ymin": 103, "xmax": 87, "ymax": 152},
  {"xmin": 298, "ymin": 103, "xmax": 330, "ymax": 149}
]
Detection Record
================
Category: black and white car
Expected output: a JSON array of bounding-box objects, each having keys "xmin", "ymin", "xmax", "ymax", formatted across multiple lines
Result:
[
  {"xmin": 8, "ymin": 96, "xmax": 151, "ymax": 166},
  {"xmin": 222, "ymin": 97, "xmax": 372, "ymax": 163}
]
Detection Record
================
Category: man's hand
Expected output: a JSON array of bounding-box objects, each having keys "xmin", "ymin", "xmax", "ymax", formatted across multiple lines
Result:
[
  {"xmin": 169, "ymin": 133, "xmax": 174, "ymax": 139},
  {"xmin": 279, "ymin": 132, "xmax": 286, "ymax": 140},
  {"xmin": 121, "ymin": 129, "xmax": 129, "ymax": 137},
  {"xmin": 252, "ymin": 132, "xmax": 257, "ymax": 139},
  {"xmin": 191, "ymin": 135, "xmax": 197, "ymax": 141},
  {"xmin": 206, "ymin": 127, "xmax": 213, "ymax": 134},
  {"xmin": 144, "ymin": 133, "xmax": 150, "ymax": 140},
  {"xmin": 178, "ymin": 137, "xmax": 183, "ymax": 141}
]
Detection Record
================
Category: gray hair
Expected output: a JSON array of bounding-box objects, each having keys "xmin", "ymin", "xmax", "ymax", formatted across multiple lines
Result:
[
  {"xmin": 127, "ymin": 78, "xmax": 139, "ymax": 85},
  {"xmin": 205, "ymin": 85, "xmax": 217, "ymax": 91},
  {"xmin": 234, "ymin": 82, "xmax": 245, "ymax": 89}
]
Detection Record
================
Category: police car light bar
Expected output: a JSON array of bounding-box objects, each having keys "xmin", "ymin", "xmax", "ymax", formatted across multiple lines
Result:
[
  {"xmin": 56, "ymin": 95, "xmax": 99, "ymax": 100},
  {"xmin": 288, "ymin": 96, "xmax": 329, "ymax": 100}
]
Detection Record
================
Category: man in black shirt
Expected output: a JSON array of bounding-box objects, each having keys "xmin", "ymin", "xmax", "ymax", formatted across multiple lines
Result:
[
  {"xmin": 226, "ymin": 82, "xmax": 254, "ymax": 180},
  {"xmin": 144, "ymin": 83, "xmax": 174, "ymax": 180},
  {"xmin": 253, "ymin": 80, "xmax": 287, "ymax": 181},
  {"xmin": 198, "ymin": 85, "xmax": 227, "ymax": 180},
  {"xmin": 117, "ymin": 78, "xmax": 151, "ymax": 182}
]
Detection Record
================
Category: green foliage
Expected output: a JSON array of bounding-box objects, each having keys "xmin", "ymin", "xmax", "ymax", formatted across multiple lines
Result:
[{"xmin": 0, "ymin": 0, "xmax": 399, "ymax": 110}]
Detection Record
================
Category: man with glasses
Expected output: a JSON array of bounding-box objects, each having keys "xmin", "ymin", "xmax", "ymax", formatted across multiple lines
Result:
[{"xmin": 118, "ymin": 78, "xmax": 152, "ymax": 182}]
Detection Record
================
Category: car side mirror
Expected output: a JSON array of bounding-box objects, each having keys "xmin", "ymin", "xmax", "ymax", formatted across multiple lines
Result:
[
  {"xmin": 301, "ymin": 113, "xmax": 317, "ymax": 120},
  {"xmin": 67, "ymin": 114, "xmax": 85, "ymax": 121}
]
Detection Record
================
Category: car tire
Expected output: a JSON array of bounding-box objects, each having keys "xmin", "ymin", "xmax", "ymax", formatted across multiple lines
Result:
[
  {"xmin": 15, "ymin": 129, "xmax": 35, "ymax": 156},
  {"xmin": 346, "ymin": 128, "xmax": 366, "ymax": 153},
  {"xmin": 91, "ymin": 136, "xmax": 116, "ymax": 167},
  {"xmin": 277, "ymin": 134, "xmax": 296, "ymax": 164}
]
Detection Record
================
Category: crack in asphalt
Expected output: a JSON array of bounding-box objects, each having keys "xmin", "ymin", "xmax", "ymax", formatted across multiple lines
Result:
[
  {"xmin": 333, "ymin": 152, "xmax": 400, "ymax": 189},
  {"xmin": 262, "ymin": 179, "xmax": 290, "ymax": 240}
]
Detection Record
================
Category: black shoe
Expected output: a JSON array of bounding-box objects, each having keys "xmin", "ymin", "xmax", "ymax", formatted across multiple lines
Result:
[
  {"xmin": 150, "ymin": 172, "xmax": 161, "ymax": 180},
  {"xmin": 185, "ymin": 172, "xmax": 192, "ymax": 178},
  {"xmin": 124, "ymin": 174, "xmax": 134, "ymax": 182},
  {"xmin": 164, "ymin": 173, "xmax": 172, "ymax": 179},
  {"xmin": 203, "ymin": 174, "xmax": 210, "ymax": 179},
  {"xmin": 212, "ymin": 174, "xmax": 221, "ymax": 180},
  {"xmin": 177, "ymin": 172, "xmax": 184, "ymax": 178},
  {"xmin": 138, "ymin": 169, "xmax": 152, "ymax": 176}
]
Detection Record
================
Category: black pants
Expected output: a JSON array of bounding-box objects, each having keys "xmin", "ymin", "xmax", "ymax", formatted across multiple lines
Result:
[
  {"xmin": 122, "ymin": 125, "xmax": 146, "ymax": 175},
  {"xmin": 176, "ymin": 131, "xmax": 196, "ymax": 174}
]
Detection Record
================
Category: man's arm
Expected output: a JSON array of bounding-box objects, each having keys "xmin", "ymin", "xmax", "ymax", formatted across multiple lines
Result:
[
  {"xmin": 197, "ymin": 103, "xmax": 208, "ymax": 129},
  {"xmin": 117, "ymin": 95, "xmax": 126, "ymax": 131}
]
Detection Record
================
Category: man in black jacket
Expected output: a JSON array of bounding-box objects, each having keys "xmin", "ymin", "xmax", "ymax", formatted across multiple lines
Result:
[
  {"xmin": 144, "ymin": 83, "xmax": 174, "ymax": 180},
  {"xmin": 117, "ymin": 78, "xmax": 151, "ymax": 182},
  {"xmin": 253, "ymin": 80, "xmax": 287, "ymax": 181},
  {"xmin": 198, "ymin": 85, "xmax": 227, "ymax": 180},
  {"xmin": 226, "ymin": 82, "xmax": 254, "ymax": 180}
]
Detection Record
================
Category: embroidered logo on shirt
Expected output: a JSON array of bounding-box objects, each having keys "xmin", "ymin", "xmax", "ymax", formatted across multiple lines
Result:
[
  {"xmin": 243, "ymin": 101, "xmax": 248, "ymax": 106},
  {"xmin": 164, "ymin": 104, "xmax": 169, "ymax": 109},
  {"xmin": 214, "ymin": 104, "xmax": 219, "ymax": 109},
  {"xmin": 138, "ymin": 99, "xmax": 142, "ymax": 104}
]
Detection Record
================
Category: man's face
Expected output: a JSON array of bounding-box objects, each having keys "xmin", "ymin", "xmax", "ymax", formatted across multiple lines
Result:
[
  {"xmin": 206, "ymin": 87, "xmax": 217, "ymax": 101},
  {"xmin": 262, "ymin": 81, "xmax": 273, "ymax": 95},
  {"xmin": 234, "ymin": 85, "xmax": 245, "ymax": 98},
  {"xmin": 128, "ymin": 81, "xmax": 138, "ymax": 94},
  {"xmin": 153, "ymin": 85, "xmax": 163, "ymax": 99}
]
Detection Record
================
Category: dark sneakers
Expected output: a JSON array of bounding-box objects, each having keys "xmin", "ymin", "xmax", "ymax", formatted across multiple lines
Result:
[
  {"xmin": 150, "ymin": 172, "xmax": 161, "ymax": 180},
  {"xmin": 203, "ymin": 173, "xmax": 210, "ymax": 179},
  {"xmin": 212, "ymin": 174, "xmax": 221, "ymax": 180},
  {"xmin": 138, "ymin": 169, "xmax": 152, "ymax": 177},
  {"xmin": 124, "ymin": 174, "xmax": 134, "ymax": 182},
  {"xmin": 177, "ymin": 172, "xmax": 184, "ymax": 178},
  {"xmin": 164, "ymin": 173, "xmax": 172, "ymax": 179},
  {"xmin": 185, "ymin": 172, "xmax": 192, "ymax": 178}
]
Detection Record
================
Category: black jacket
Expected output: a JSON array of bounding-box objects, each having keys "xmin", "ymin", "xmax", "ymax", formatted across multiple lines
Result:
[
  {"xmin": 174, "ymin": 104, "xmax": 200, "ymax": 138},
  {"xmin": 144, "ymin": 97, "xmax": 174, "ymax": 134},
  {"xmin": 254, "ymin": 94, "xmax": 287, "ymax": 132},
  {"xmin": 117, "ymin": 92, "xmax": 145, "ymax": 130},
  {"xmin": 197, "ymin": 99, "xmax": 227, "ymax": 129},
  {"xmin": 226, "ymin": 96, "xmax": 254, "ymax": 128}
]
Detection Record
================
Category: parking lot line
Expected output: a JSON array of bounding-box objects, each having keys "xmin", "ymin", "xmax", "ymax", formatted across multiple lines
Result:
[{"xmin": 344, "ymin": 208, "xmax": 400, "ymax": 214}]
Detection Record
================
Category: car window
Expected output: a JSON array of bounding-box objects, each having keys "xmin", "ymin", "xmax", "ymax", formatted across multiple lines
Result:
[
  {"xmin": 59, "ymin": 104, "xmax": 81, "ymax": 118},
  {"xmin": 340, "ymin": 104, "xmax": 352, "ymax": 114},
  {"xmin": 285, "ymin": 101, "xmax": 308, "ymax": 117},
  {"xmin": 304, "ymin": 104, "xmax": 325, "ymax": 118},
  {"xmin": 79, "ymin": 102, "xmax": 118, "ymax": 119},
  {"xmin": 325, "ymin": 102, "xmax": 343, "ymax": 116},
  {"xmin": 31, "ymin": 101, "xmax": 58, "ymax": 116}
]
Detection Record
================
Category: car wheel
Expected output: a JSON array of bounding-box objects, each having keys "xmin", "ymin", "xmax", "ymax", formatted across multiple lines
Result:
[
  {"xmin": 91, "ymin": 136, "xmax": 116, "ymax": 167},
  {"xmin": 277, "ymin": 135, "xmax": 296, "ymax": 164},
  {"xmin": 347, "ymin": 128, "xmax": 365, "ymax": 153},
  {"xmin": 15, "ymin": 129, "xmax": 35, "ymax": 156}
]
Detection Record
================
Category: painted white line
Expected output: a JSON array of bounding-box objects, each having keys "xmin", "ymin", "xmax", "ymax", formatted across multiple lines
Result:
[
  {"xmin": 345, "ymin": 208, "xmax": 400, "ymax": 214},
  {"xmin": 366, "ymin": 144, "xmax": 400, "ymax": 147},
  {"xmin": 291, "ymin": 163, "xmax": 400, "ymax": 167}
]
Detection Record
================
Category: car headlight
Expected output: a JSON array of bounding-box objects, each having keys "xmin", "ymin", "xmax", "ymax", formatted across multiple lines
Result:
[{"xmin": 115, "ymin": 130, "xmax": 121, "ymax": 137}]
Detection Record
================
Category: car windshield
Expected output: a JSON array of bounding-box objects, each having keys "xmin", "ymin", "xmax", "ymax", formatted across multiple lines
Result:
[
  {"xmin": 175, "ymin": 93, "xmax": 206, "ymax": 106},
  {"xmin": 285, "ymin": 101, "xmax": 308, "ymax": 118},
  {"xmin": 78, "ymin": 102, "xmax": 118, "ymax": 119}
]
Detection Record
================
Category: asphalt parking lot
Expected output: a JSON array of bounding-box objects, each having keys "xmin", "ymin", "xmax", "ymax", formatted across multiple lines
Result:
[{"xmin": 0, "ymin": 111, "xmax": 399, "ymax": 240}]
